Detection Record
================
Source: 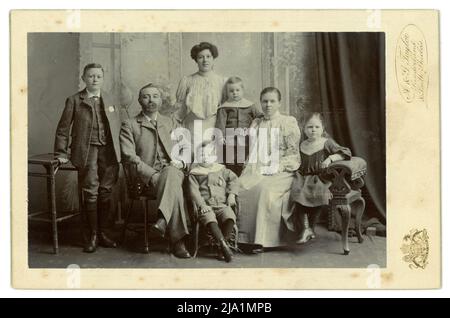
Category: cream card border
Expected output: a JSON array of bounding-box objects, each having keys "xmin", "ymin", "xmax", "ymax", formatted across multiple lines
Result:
[{"xmin": 10, "ymin": 10, "xmax": 440, "ymax": 289}]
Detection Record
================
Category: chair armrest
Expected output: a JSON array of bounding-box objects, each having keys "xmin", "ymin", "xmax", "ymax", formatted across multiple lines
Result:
[
  {"xmin": 328, "ymin": 157, "xmax": 367, "ymax": 180},
  {"xmin": 322, "ymin": 157, "xmax": 367, "ymax": 196},
  {"xmin": 122, "ymin": 162, "xmax": 155, "ymax": 199}
]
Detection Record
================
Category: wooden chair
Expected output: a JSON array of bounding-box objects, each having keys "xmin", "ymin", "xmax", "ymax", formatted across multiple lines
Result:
[
  {"xmin": 121, "ymin": 162, "xmax": 158, "ymax": 254},
  {"xmin": 322, "ymin": 157, "xmax": 367, "ymax": 255}
]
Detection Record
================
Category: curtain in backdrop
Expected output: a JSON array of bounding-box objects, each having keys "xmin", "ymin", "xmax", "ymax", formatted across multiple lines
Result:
[{"xmin": 315, "ymin": 32, "xmax": 386, "ymax": 222}]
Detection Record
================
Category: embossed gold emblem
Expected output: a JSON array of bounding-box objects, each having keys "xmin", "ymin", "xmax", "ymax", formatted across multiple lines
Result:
[{"xmin": 401, "ymin": 229, "xmax": 429, "ymax": 269}]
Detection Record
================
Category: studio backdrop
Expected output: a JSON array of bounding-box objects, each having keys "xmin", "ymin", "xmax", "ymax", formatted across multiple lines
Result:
[{"xmin": 27, "ymin": 32, "xmax": 385, "ymax": 224}]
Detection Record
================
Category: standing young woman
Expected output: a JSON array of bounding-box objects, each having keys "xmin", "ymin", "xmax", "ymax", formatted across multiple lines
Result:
[{"xmin": 174, "ymin": 42, "xmax": 227, "ymax": 149}]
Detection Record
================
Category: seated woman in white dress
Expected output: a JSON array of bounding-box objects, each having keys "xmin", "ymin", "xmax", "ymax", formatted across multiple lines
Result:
[{"xmin": 237, "ymin": 87, "xmax": 301, "ymax": 251}]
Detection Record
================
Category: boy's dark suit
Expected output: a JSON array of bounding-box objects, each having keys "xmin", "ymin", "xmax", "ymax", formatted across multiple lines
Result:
[
  {"xmin": 54, "ymin": 89, "xmax": 121, "ymax": 168},
  {"xmin": 54, "ymin": 89, "xmax": 122, "ymax": 251}
]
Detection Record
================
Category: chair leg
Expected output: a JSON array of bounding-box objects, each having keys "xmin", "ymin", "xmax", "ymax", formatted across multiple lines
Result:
[
  {"xmin": 121, "ymin": 199, "xmax": 134, "ymax": 245},
  {"xmin": 338, "ymin": 204, "xmax": 351, "ymax": 255},
  {"xmin": 192, "ymin": 221, "xmax": 200, "ymax": 258},
  {"xmin": 352, "ymin": 197, "xmax": 366, "ymax": 244},
  {"xmin": 143, "ymin": 199, "xmax": 150, "ymax": 254},
  {"xmin": 232, "ymin": 224, "xmax": 239, "ymax": 250}
]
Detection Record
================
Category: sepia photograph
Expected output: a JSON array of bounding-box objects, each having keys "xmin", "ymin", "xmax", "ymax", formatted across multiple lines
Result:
[
  {"xmin": 26, "ymin": 31, "xmax": 386, "ymax": 269},
  {"xmin": 11, "ymin": 10, "xmax": 439, "ymax": 289}
]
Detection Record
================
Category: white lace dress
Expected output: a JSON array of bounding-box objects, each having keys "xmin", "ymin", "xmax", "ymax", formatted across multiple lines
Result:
[
  {"xmin": 237, "ymin": 113, "xmax": 301, "ymax": 247},
  {"xmin": 174, "ymin": 72, "xmax": 227, "ymax": 144}
]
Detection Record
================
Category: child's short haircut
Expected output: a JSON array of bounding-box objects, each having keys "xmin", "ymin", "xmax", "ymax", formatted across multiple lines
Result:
[
  {"xmin": 82, "ymin": 63, "xmax": 104, "ymax": 76},
  {"xmin": 225, "ymin": 76, "xmax": 244, "ymax": 88},
  {"xmin": 223, "ymin": 77, "xmax": 244, "ymax": 103}
]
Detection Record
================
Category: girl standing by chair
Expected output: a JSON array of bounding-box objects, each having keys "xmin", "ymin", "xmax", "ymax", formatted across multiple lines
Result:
[{"xmin": 290, "ymin": 112, "xmax": 352, "ymax": 244}]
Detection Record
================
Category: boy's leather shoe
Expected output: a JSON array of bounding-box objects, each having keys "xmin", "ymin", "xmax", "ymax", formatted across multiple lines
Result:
[
  {"xmin": 219, "ymin": 239, "xmax": 233, "ymax": 263},
  {"xmin": 83, "ymin": 231, "xmax": 98, "ymax": 253}
]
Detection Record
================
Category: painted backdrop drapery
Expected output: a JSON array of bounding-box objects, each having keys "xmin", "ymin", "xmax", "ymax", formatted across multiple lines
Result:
[{"xmin": 315, "ymin": 32, "xmax": 386, "ymax": 222}]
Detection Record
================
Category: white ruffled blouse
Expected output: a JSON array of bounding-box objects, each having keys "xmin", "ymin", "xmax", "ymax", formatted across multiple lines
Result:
[
  {"xmin": 242, "ymin": 112, "xmax": 301, "ymax": 175},
  {"xmin": 175, "ymin": 72, "xmax": 227, "ymax": 121}
]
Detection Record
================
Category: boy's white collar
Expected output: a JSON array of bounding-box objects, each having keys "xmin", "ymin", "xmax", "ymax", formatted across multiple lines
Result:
[
  {"xmin": 143, "ymin": 112, "xmax": 158, "ymax": 122},
  {"xmin": 86, "ymin": 89, "xmax": 101, "ymax": 98},
  {"xmin": 220, "ymin": 98, "xmax": 253, "ymax": 108},
  {"xmin": 190, "ymin": 163, "xmax": 225, "ymax": 176}
]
